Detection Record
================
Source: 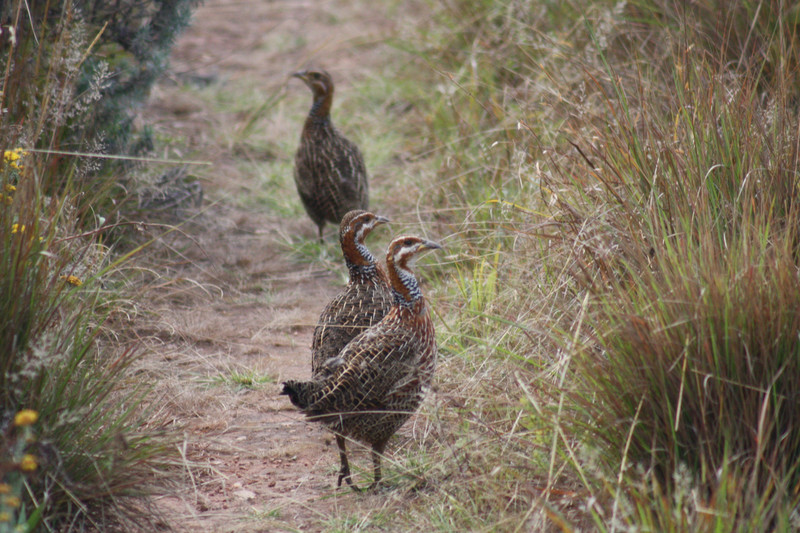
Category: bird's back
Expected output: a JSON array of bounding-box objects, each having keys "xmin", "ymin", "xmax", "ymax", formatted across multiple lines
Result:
[
  {"xmin": 294, "ymin": 117, "xmax": 369, "ymax": 228},
  {"xmin": 311, "ymin": 265, "xmax": 393, "ymax": 377},
  {"xmin": 292, "ymin": 300, "xmax": 436, "ymax": 447}
]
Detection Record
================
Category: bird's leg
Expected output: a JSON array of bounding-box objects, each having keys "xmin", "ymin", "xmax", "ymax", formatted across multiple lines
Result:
[
  {"xmin": 335, "ymin": 435, "xmax": 350, "ymax": 486},
  {"xmin": 318, "ymin": 224, "xmax": 325, "ymax": 244},
  {"xmin": 366, "ymin": 442, "xmax": 386, "ymax": 491},
  {"xmin": 336, "ymin": 435, "xmax": 361, "ymax": 492}
]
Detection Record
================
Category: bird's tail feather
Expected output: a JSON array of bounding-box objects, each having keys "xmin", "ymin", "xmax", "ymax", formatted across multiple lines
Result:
[{"xmin": 280, "ymin": 380, "xmax": 316, "ymax": 409}]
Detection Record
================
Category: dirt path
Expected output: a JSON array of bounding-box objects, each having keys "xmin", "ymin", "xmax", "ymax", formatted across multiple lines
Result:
[{"xmin": 133, "ymin": 1, "xmax": 429, "ymax": 531}]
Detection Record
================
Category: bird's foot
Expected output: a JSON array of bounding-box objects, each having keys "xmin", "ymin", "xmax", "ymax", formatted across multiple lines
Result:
[{"xmin": 337, "ymin": 470, "xmax": 363, "ymax": 492}]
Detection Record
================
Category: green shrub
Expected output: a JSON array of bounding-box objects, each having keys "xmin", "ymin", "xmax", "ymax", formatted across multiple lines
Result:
[
  {"xmin": 1, "ymin": 0, "xmax": 200, "ymax": 211},
  {"xmin": 1, "ymin": 0, "xmax": 198, "ymax": 529}
]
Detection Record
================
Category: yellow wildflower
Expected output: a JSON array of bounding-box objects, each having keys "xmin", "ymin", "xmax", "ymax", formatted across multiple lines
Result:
[
  {"xmin": 4, "ymin": 184, "xmax": 15, "ymax": 193},
  {"xmin": 0, "ymin": 194, "xmax": 11, "ymax": 205},
  {"xmin": 13, "ymin": 409, "xmax": 38, "ymax": 427},
  {"xmin": 3, "ymin": 495, "xmax": 20, "ymax": 508},
  {"xmin": 3, "ymin": 150, "xmax": 19, "ymax": 162},
  {"xmin": 3, "ymin": 149, "xmax": 26, "ymax": 170},
  {"xmin": 3, "ymin": 148, "xmax": 27, "ymax": 161},
  {"xmin": 10, "ymin": 223, "xmax": 25, "ymax": 234},
  {"xmin": 20, "ymin": 454, "xmax": 37, "ymax": 472},
  {"xmin": 0, "ymin": 511, "xmax": 9, "ymax": 522},
  {"xmin": 0, "ymin": 483, "xmax": 10, "ymax": 494},
  {"xmin": 61, "ymin": 275, "xmax": 83, "ymax": 286}
]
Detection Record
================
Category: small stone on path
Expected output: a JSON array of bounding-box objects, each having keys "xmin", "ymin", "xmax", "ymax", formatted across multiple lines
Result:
[{"xmin": 233, "ymin": 489, "xmax": 257, "ymax": 501}]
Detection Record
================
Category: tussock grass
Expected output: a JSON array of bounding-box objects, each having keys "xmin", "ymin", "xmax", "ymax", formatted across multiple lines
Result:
[
  {"xmin": 0, "ymin": 159, "xmax": 180, "ymax": 531},
  {"xmin": 1, "ymin": 1, "xmax": 190, "ymax": 530},
  {"xmin": 546, "ymin": 55, "xmax": 800, "ymax": 530},
  {"xmin": 371, "ymin": 0, "xmax": 800, "ymax": 530}
]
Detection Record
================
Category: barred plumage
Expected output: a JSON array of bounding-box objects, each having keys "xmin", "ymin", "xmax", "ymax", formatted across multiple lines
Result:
[
  {"xmin": 282, "ymin": 235, "xmax": 441, "ymax": 491},
  {"xmin": 311, "ymin": 210, "xmax": 393, "ymax": 378},
  {"xmin": 292, "ymin": 69, "xmax": 369, "ymax": 241}
]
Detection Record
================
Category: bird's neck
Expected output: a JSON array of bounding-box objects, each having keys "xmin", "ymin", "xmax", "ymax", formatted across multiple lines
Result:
[
  {"xmin": 346, "ymin": 242, "xmax": 378, "ymax": 281},
  {"xmin": 348, "ymin": 262, "xmax": 379, "ymax": 282},
  {"xmin": 389, "ymin": 265, "xmax": 423, "ymax": 308},
  {"xmin": 307, "ymin": 94, "xmax": 333, "ymax": 126}
]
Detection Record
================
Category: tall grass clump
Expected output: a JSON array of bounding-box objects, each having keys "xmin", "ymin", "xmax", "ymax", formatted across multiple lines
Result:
[
  {"xmin": 551, "ymin": 48, "xmax": 800, "ymax": 532},
  {"xmin": 1, "ymin": 0, "xmax": 198, "ymax": 530},
  {"xmin": 0, "ymin": 178, "xmax": 175, "ymax": 530},
  {"xmin": 400, "ymin": 0, "xmax": 800, "ymax": 529}
]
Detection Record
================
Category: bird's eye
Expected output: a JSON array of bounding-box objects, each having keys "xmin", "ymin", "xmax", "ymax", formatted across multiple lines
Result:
[
  {"xmin": 404, "ymin": 239, "xmax": 414, "ymax": 246},
  {"xmin": 311, "ymin": 72, "xmax": 320, "ymax": 79}
]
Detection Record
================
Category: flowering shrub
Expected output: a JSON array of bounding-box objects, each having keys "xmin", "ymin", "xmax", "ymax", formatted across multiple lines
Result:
[{"xmin": 1, "ymin": 0, "xmax": 191, "ymax": 528}]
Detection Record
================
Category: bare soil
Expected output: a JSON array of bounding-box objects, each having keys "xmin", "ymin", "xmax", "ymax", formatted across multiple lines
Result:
[{"xmin": 133, "ymin": 1, "xmax": 429, "ymax": 530}]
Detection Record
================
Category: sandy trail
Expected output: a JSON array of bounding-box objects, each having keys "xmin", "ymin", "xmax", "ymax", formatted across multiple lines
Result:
[{"xmin": 135, "ymin": 1, "xmax": 419, "ymax": 530}]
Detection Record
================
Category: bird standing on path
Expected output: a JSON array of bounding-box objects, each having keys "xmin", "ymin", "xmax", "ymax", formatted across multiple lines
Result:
[
  {"xmin": 292, "ymin": 69, "xmax": 369, "ymax": 241},
  {"xmin": 282, "ymin": 235, "xmax": 441, "ymax": 491},
  {"xmin": 311, "ymin": 210, "xmax": 393, "ymax": 378}
]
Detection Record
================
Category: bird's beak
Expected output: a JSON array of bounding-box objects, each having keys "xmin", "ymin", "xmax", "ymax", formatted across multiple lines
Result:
[
  {"xmin": 291, "ymin": 70, "xmax": 308, "ymax": 82},
  {"xmin": 420, "ymin": 239, "xmax": 443, "ymax": 251},
  {"xmin": 375, "ymin": 215, "xmax": 390, "ymax": 226}
]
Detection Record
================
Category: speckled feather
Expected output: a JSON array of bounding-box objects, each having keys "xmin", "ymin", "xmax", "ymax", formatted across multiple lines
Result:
[
  {"xmin": 302, "ymin": 298, "xmax": 436, "ymax": 447},
  {"xmin": 293, "ymin": 70, "xmax": 369, "ymax": 237},
  {"xmin": 311, "ymin": 210, "xmax": 393, "ymax": 377},
  {"xmin": 283, "ymin": 236, "xmax": 440, "ymax": 473}
]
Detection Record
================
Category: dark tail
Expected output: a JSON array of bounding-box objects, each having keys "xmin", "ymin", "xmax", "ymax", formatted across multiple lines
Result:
[{"xmin": 280, "ymin": 380, "xmax": 314, "ymax": 409}]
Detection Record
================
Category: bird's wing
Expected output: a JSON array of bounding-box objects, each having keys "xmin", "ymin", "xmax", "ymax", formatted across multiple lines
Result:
[
  {"xmin": 311, "ymin": 289, "xmax": 356, "ymax": 375},
  {"xmin": 330, "ymin": 135, "xmax": 368, "ymax": 199},
  {"xmin": 305, "ymin": 326, "xmax": 417, "ymax": 415}
]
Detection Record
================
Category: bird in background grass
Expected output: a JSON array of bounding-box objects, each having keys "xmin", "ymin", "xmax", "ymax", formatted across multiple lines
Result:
[
  {"xmin": 282, "ymin": 235, "xmax": 441, "ymax": 491},
  {"xmin": 311, "ymin": 210, "xmax": 393, "ymax": 378},
  {"xmin": 292, "ymin": 68, "xmax": 369, "ymax": 241}
]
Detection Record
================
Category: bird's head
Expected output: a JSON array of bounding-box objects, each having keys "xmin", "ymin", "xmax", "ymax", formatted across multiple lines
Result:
[
  {"xmin": 291, "ymin": 69, "xmax": 334, "ymax": 100},
  {"xmin": 385, "ymin": 235, "xmax": 442, "ymax": 302},
  {"xmin": 339, "ymin": 210, "xmax": 390, "ymax": 268}
]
